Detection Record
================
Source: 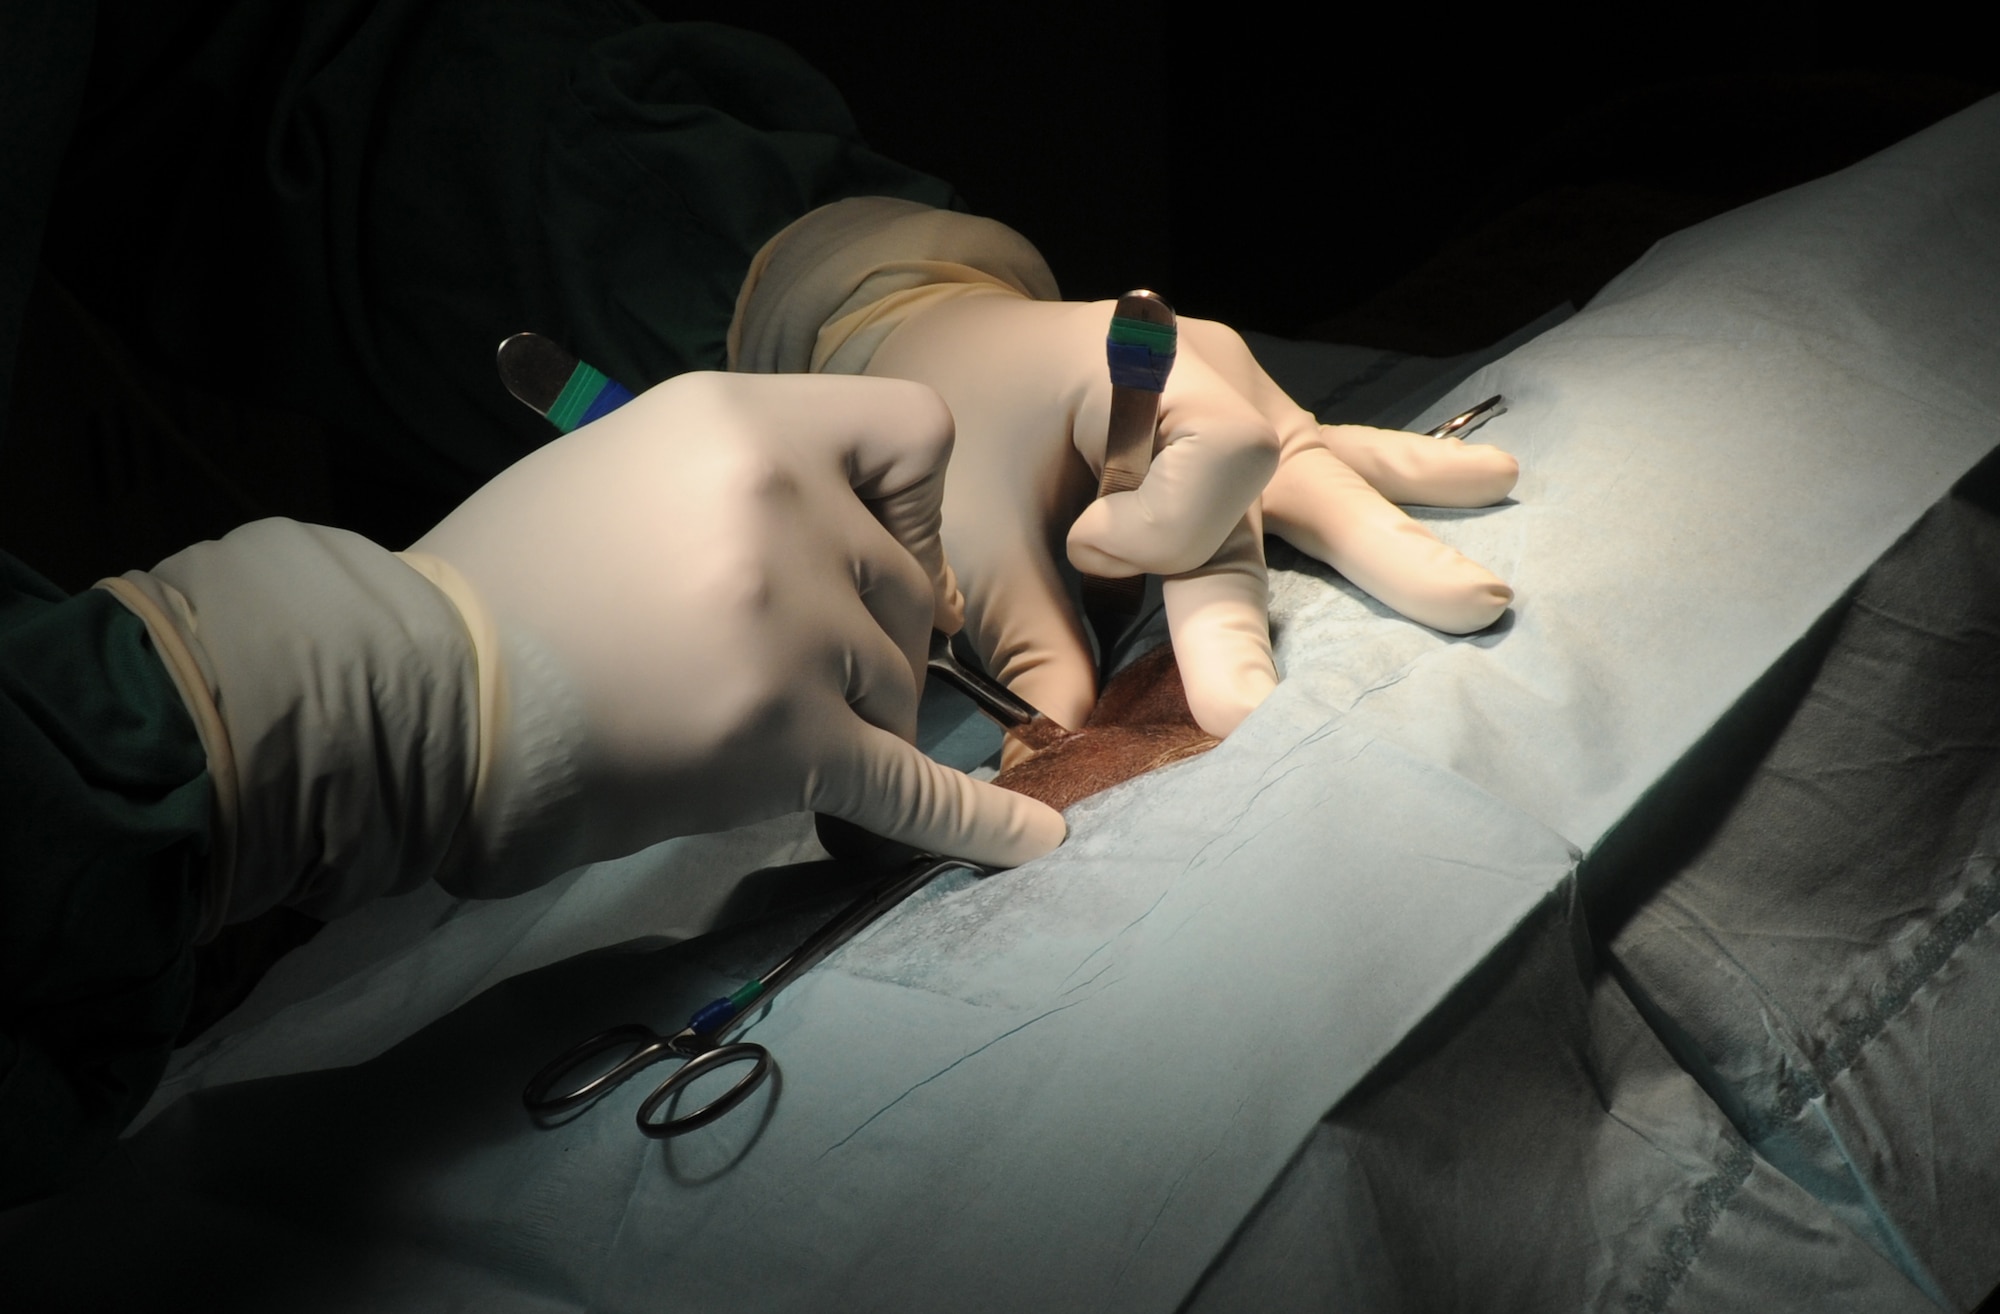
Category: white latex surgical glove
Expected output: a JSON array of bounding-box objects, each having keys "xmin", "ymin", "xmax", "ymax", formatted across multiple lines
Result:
[
  {"xmin": 863, "ymin": 295, "xmax": 1519, "ymax": 741},
  {"xmin": 410, "ymin": 371, "xmax": 1064, "ymax": 892},
  {"xmin": 109, "ymin": 372, "xmax": 1061, "ymax": 930}
]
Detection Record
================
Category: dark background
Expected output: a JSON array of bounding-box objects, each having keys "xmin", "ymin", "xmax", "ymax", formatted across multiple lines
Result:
[
  {"xmin": 670, "ymin": 3, "xmax": 1992, "ymax": 350},
  {"xmin": 5, "ymin": 1, "xmax": 1992, "ymax": 590}
]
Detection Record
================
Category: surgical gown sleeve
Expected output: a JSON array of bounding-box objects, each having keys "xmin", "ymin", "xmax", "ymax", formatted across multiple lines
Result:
[{"xmin": 0, "ymin": 551, "xmax": 210, "ymax": 1208}]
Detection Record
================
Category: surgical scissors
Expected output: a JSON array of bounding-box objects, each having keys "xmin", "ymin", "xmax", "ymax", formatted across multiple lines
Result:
[{"xmin": 524, "ymin": 851, "xmax": 982, "ymax": 1136}]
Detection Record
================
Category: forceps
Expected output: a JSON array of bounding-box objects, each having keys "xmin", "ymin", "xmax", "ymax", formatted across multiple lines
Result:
[{"xmin": 523, "ymin": 851, "xmax": 980, "ymax": 1136}]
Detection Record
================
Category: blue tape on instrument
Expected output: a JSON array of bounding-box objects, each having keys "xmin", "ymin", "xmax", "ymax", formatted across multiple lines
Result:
[
  {"xmin": 579, "ymin": 377, "xmax": 636, "ymax": 426},
  {"xmin": 1107, "ymin": 340, "xmax": 1174, "ymax": 392},
  {"xmin": 688, "ymin": 997, "xmax": 737, "ymax": 1035}
]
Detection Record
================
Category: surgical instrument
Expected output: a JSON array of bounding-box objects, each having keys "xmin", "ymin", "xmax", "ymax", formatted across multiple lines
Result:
[
  {"xmin": 1427, "ymin": 394, "xmax": 1507, "ymax": 440},
  {"xmin": 496, "ymin": 331, "xmax": 634, "ymax": 433},
  {"xmin": 524, "ymin": 851, "xmax": 982, "ymax": 1135},
  {"xmin": 1080, "ymin": 291, "xmax": 1177, "ymax": 644}
]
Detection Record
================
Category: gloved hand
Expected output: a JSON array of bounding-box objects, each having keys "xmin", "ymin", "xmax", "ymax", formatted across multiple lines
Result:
[
  {"xmin": 108, "ymin": 372, "xmax": 1062, "ymax": 928},
  {"xmin": 411, "ymin": 371, "xmax": 1065, "ymax": 892},
  {"xmin": 863, "ymin": 294, "xmax": 1519, "ymax": 741}
]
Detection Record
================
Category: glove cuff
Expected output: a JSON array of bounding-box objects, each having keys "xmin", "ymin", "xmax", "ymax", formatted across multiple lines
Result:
[
  {"xmin": 399, "ymin": 552, "xmax": 592, "ymax": 900},
  {"xmin": 729, "ymin": 197, "xmax": 1060, "ymax": 376},
  {"xmin": 99, "ymin": 521, "xmax": 480, "ymax": 928}
]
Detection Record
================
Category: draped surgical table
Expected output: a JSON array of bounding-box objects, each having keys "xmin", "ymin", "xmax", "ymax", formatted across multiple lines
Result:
[{"xmin": 8, "ymin": 94, "xmax": 2000, "ymax": 1314}]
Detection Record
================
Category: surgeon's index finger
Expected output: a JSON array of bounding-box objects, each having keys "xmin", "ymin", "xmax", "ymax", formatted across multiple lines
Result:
[
  {"xmin": 1174, "ymin": 316, "xmax": 1325, "ymax": 440},
  {"xmin": 812, "ymin": 721, "xmax": 1066, "ymax": 868},
  {"xmin": 1317, "ymin": 423, "xmax": 1519, "ymax": 508},
  {"xmin": 799, "ymin": 373, "xmax": 967, "ymax": 633},
  {"xmin": 1169, "ymin": 319, "xmax": 1519, "ymax": 509},
  {"xmin": 829, "ymin": 528, "xmax": 934, "ymax": 743},
  {"xmin": 1162, "ymin": 511, "xmax": 1277, "ymax": 739},
  {"xmin": 1066, "ymin": 343, "xmax": 1279, "ymax": 579}
]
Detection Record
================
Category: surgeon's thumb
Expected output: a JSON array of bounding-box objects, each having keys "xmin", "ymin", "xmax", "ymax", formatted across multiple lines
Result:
[{"xmin": 816, "ymin": 724, "xmax": 1065, "ymax": 868}]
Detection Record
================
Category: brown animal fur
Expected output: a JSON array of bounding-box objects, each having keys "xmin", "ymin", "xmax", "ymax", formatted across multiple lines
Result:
[{"xmin": 994, "ymin": 643, "xmax": 1218, "ymax": 811}]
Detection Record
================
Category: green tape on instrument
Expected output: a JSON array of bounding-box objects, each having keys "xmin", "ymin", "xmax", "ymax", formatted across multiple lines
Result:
[
  {"xmin": 1108, "ymin": 316, "xmax": 1177, "ymax": 352},
  {"xmin": 546, "ymin": 361, "xmax": 612, "ymax": 433}
]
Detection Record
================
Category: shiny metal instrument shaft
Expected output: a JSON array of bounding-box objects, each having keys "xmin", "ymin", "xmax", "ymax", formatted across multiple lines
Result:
[
  {"xmin": 1427, "ymin": 394, "xmax": 1507, "ymax": 440},
  {"xmin": 1081, "ymin": 290, "xmax": 1177, "ymax": 627}
]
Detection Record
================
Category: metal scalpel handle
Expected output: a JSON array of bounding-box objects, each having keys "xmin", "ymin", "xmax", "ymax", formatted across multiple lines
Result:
[
  {"xmin": 496, "ymin": 331, "xmax": 635, "ymax": 433},
  {"xmin": 1081, "ymin": 290, "xmax": 1177, "ymax": 630}
]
